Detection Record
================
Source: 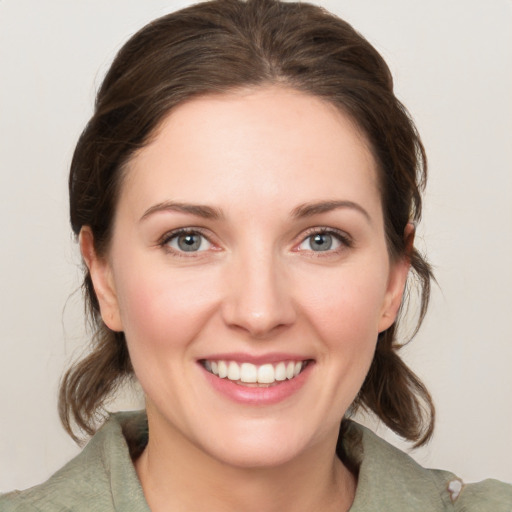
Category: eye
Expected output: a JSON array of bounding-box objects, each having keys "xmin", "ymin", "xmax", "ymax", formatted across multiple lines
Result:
[
  {"xmin": 297, "ymin": 229, "xmax": 351, "ymax": 253},
  {"xmin": 163, "ymin": 229, "xmax": 212, "ymax": 253}
]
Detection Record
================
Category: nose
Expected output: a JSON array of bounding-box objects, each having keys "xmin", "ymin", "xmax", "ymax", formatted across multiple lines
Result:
[{"xmin": 221, "ymin": 248, "xmax": 297, "ymax": 339}]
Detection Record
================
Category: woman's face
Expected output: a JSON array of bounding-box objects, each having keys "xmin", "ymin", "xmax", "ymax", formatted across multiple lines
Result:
[{"xmin": 86, "ymin": 86, "xmax": 409, "ymax": 468}]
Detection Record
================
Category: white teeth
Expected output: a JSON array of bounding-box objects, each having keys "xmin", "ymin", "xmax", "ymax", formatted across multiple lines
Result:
[
  {"xmin": 275, "ymin": 362, "xmax": 286, "ymax": 381},
  {"xmin": 205, "ymin": 359, "xmax": 307, "ymax": 384},
  {"xmin": 227, "ymin": 361, "xmax": 240, "ymax": 381},
  {"xmin": 217, "ymin": 360, "xmax": 228, "ymax": 378},
  {"xmin": 240, "ymin": 363, "xmax": 257, "ymax": 383},
  {"xmin": 257, "ymin": 364, "xmax": 275, "ymax": 384},
  {"xmin": 286, "ymin": 361, "xmax": 295, "ymax": 379}
]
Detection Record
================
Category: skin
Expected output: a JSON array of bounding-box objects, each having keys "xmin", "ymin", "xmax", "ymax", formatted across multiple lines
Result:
[{"xmin": 81, "ymin": 86, "xmax": 410, "ymax": 512}]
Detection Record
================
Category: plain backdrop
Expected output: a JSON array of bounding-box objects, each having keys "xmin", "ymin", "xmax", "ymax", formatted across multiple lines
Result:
[{"xmin": 1, "ymin": 0, "xmax": 511, "ymax": 492}]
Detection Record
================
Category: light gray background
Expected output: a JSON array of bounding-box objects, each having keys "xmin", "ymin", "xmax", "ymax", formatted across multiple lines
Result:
[{"xmin": 1, "ymin": 0, "xmax": 511, "ymax": 491}]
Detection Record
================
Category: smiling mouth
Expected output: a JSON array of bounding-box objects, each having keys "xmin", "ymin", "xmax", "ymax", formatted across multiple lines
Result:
[{"xmin": 200, "ymin": 359, "xmax": 312, "ymax": 387}]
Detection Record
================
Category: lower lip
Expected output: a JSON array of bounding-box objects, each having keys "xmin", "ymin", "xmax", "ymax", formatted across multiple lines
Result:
[{"xmin": 201, "ymin": 363, "xmax": 313, "ymax": 405}]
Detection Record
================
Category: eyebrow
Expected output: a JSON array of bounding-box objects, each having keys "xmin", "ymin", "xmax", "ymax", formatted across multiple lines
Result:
[
  {"xmin": 291, "ymin": 200, "xmax": 371, "ymax": 223},
  {"xmin": 140, "ymin": 201, "xmax": 224, "ymax": 221},
  {"xmin": 140, "ymin": 199, "xmax": 371, "ymax": 223}
]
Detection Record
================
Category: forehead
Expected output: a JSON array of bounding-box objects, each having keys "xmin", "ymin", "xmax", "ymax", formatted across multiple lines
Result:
[{"xmin": 120, "ymin": 86, "xmax": 381, "ymax": 220}]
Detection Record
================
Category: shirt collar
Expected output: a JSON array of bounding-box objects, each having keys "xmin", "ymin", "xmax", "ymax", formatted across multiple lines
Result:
[{"xmin": 100, "ymin": 411, "xmax": 453, "ymax": 511}]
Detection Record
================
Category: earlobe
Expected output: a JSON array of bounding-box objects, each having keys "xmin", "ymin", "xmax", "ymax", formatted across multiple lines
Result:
[
  {"xmin": 377, "ymin": 223, "xmax": 414, "ymax": 333},
  {"xmin": 79, "ymin": 227, "xmax": 123, "ymax": 332}
]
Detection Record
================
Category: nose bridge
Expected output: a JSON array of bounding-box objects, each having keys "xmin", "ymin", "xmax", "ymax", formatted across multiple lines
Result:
[{"xmin": 222, "ymin": 242, "xmax": 296, "ymax": 337}]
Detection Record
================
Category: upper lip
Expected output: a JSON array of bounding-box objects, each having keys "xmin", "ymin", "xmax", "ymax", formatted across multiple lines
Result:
[{"xmin": 198, "ymin": 352, "xmax": 314, "ymax": 365}]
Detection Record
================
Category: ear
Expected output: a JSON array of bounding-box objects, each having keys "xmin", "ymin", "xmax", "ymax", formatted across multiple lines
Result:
[
  {"xmin": 79, "ymin": 227, "xmax": 123, "ymax": 332},
  {"xmin": 377, "ymin": 223, "xmax": 414, "ymax": 333}
]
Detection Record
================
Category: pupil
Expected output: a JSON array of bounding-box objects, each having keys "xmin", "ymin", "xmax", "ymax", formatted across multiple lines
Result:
[
  {"xmin": 311, "ymin": 233, "xmax": 332, "ymax": 251},
  {"xmin": 178, "ymin": 234, "xmax": 201, "ymax": 251}
]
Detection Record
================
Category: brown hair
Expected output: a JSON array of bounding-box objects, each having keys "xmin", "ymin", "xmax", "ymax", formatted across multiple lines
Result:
[{"xmin": 61, "ymin": 0, "xmax": 434, "ymax": 446}]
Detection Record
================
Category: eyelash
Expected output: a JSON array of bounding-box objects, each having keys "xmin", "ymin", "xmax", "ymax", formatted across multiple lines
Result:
[
  {"xmin": 159, "ymin": 227, "xmax": 214, "ymax": 257},
  {"xmin": 296, "ymin": 227, "xmax": 353, "ymax": 256},
  {"xmin": 158, "ymin": 227, "xmax": 353, "ymax": 256}
]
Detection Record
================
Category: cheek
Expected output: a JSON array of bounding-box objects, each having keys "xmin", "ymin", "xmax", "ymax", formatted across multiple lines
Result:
[
  {"xmin": 287, "ymin": 265, "xmax": 389, "ymax": 426},
  {"xmin": 298, "ymin": 263, "xmax": 390, "ymax": 344},
  {"xmin": 113, "ymin": 261, "xmax": 220, "ymax": 354}
]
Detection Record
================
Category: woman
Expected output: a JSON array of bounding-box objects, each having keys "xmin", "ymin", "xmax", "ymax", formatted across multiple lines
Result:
[{"xmin": 1, "ymin": 0, "xmax": 510, "ymax": 510}]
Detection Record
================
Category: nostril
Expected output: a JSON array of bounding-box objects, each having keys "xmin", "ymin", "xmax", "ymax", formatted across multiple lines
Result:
[
  {"xmin": 220, "ymin": 262, "xmax": 297, "ymax": 337},
  {"xmin": 221, "ymin": 303, "xmax": 295, "ymax": 338}
]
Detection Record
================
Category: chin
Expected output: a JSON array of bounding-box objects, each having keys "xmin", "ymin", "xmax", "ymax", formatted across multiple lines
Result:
[
  {"xmin": 205, "ymin": 437, "xmax": 308, "ymax": 469},
  {"xmin": 192, "ymin": 418, "xmax": 330, "ymax": 470}
]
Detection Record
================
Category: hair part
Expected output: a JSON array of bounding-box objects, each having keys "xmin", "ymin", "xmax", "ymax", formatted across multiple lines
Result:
[{"xmin": 61, "ymin": 0, "xmax": 434, "ymax": 446}]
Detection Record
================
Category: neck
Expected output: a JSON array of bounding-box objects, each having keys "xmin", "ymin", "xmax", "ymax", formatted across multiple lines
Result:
[{"xmin": 134, "ymin": 415, "xmax": 356, "ymax": 512}]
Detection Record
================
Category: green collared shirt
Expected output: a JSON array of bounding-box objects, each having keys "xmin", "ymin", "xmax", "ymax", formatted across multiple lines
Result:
[{"xmin": 1, "ymin": 411, "xmax": 510, "ymax": 511}]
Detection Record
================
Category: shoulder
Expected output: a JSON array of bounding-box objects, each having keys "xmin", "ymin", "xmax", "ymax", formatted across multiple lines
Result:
[
  {"xmin": 343, "ymin": 421, "xmax": 512, "ymax": 511},
  {"xmin": 456, "ymin": 479, "xmax": 512, "ymax": 511},
  {"xmin": 0, "ymin": 451, "xmax": 112, "ymax": 512},
  {"xmin": 0, "ymin": 411, "xmax": 150, "ymax": 512},
  {"xmin": 0, "ymin": 446, "xmax": 111, "ymax": 512}
]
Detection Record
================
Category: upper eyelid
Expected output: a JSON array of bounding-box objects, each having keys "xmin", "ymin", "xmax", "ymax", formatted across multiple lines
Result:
[
  {"xmin": 295, "ymin": 228, "xmax": 354, "ymax": 254},
  {"xmin": 298, "ymin": 226, "xmax": 352, "ymax": 243},
  {"xmin": 157, "ymin": 225, "xmax": 353, "ymax": 251},
  {"xmin": 158, "ymin": 228, "xmax": 217, "ymax": 258},
  {"xmin": 159, "ymin": 227, "xmax": 213, "ymax": 245}
]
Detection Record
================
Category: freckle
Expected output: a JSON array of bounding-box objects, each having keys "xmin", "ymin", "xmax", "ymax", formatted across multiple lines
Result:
[{"xmin": 447, "ymin": 478, "xmax": 464, "ymax": 502}]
